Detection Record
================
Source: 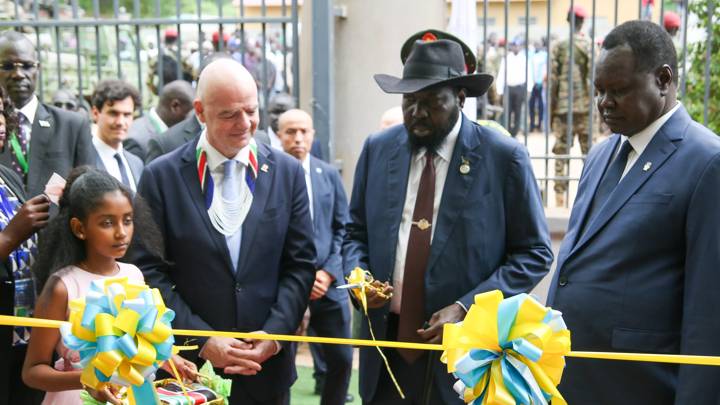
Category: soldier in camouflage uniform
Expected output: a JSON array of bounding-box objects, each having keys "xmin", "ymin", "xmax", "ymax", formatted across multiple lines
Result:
[
  {"xmin": 551, "ymin": 5, "xmax": 593, "ymax": 206},
  {"xmin": 146, "ymin": 28, "xmax": 193, "ymax": 96}
]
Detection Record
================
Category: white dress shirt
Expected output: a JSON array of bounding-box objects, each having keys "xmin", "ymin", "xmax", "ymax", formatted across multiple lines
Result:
[
  {"xmin": 18, "ymin": 95, "xmax": 39, "ymax": 141},
  {"xmin": 390, "ymin": 112, "xmax": 462, "ymax": 314},
  {"xmin": 268, "ymin": 127, "xmax": 283, "ymax": 150},
  {"xmin": 619, "ymin": 102, "xmax": 681, "ymax": 179},
  {"xmin": 302, "ymin": 156, "xmax": 314, "ymax": 221},
  {"xmin": 495, "ymin": 52, "xmax": 533, "ymax": 95},
  {"xmin": 92, "ymin": 136, "xmax": 137, "ymax": 191}
]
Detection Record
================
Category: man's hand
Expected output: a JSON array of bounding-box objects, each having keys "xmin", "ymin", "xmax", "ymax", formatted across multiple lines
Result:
[
  {"xmin": 310, "ymin": 270, "xmax": 334, "ymax": 300},
  {"xmin": 199, "ymin": 336, "xmax": 262, "ymax": 376},
  {"xmin": 365, "ymin": 280, "xmax": 393, "ymax": 309},
  {"xmin": 229, "ymin": 332, "xmax": 279, "ymax": 374},
  {"xmin": 2, "ymin": 194, "xmax": 50, "ymax": 244},
  {"xmin": 162, "ymin": 354, "xmax": 198, "ymax": 382},
  {"xmin": 417, "ymin": 303, "xmax": 466, "ymax": 344}
]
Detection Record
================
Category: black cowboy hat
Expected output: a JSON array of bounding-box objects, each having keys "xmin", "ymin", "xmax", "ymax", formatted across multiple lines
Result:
[
  {"xmin": 401, "ymin": 29, "xmax": 477, "ymax": 74},
  {"xmin": 374, "ymin": 39, "xmax": 494, "ymax": 98}
]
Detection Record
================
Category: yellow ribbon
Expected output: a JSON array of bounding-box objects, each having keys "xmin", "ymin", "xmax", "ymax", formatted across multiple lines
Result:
[{"xmin": 346, "ymin": 268, "xmax": 405, "ymax": 399}]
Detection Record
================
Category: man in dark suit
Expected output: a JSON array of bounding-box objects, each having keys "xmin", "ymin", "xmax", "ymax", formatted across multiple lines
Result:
[
  {"xmin": 132, "ymin": 58, "xmax": 315, "ymax": 405},
  {"xmin": 144, "ymin": 112, "xmax": 201, "ymax": 163},
  {"xmin": 89, "ymin": 79, "xmax": 143, "ymax": 190},
  {"xmin": 277, "ymin": 108, "xmax": 352, "ymax": 405},
  {"xmin": 124, "ymin": 80, "xmax": 194, "ymax": 161},
  {"xmin": 548, "ymin": 21, "xmax": 720, "ymax": 405},
  {"xmin": 344, "ymin": 35, "xmax": 552, "ymax": 404},
  {"xmin": 0, "ymin": 30, "xmax": 93, "ymax": 197}
]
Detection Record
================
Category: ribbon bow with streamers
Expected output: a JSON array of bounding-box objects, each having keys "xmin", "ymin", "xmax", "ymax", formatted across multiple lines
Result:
[
  {"xmin": 60, "ymin": 277, "xmax": 176, "ymax": 405},
  {"xmin": 442, "ymin": 290, "xmax": 571, "ymax": 405}
]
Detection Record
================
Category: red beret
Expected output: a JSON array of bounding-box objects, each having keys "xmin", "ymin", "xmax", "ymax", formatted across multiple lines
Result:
[
  {"xmin": 569, "ymin": 5, "xmax": 588, "ymax": 19},
  {"xmin": 212, "ymin": 31, "xmax": 230, "ymax": 43},
  {"xmin": 164, "ymin": 28, "xmax": 178, "ymax": 40},
  {"xmin": 663, "ymin": 11, "xmax": 681, "ymax": 30}
]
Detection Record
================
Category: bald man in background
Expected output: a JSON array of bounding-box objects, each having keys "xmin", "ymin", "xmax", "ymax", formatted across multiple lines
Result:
[
  {"xmin": 278, "ymin": 109, "xmax": 352, "ymax": 405},
  {"xmin": 132, "ymin": 59, "xmax": 315, "ymax": 405},
  {"xmin": 124, "ymin": 80, "xmax": 194, "ymax": 161}
]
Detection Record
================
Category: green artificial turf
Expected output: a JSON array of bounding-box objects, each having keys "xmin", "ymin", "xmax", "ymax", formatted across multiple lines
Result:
[{"xmin": 290, "ymin": 365, "xmax": 361, "ymax": 405}]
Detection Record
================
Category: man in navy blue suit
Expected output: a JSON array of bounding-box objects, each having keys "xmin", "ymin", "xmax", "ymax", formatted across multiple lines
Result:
[
  {"xmin": 344, "ymin": 34, "xmax": 553, "ymax": 404},
  {"xmin": 132, "ymin": 58, "xmax": 316, "ymax": 405},
  {"xmin": 548, "ymin": 21, "xmax": 720, "ymax": 404},
  {"xmin": 277, "ymin": 108, "xmax": 353, "ymax": 405}
]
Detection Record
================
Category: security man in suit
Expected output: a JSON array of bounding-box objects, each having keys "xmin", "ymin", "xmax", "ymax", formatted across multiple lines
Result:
[
  {"xmin": 132, "ymin": 58, "xmax": 315, "ymax": 405},
  {"xmin": 344, "ymin": 34, "xmax": 552, "ymax": 404},
  {"xmin": 277, "ymin": 109, "xmax": 352, "ymax": 405},
  {"xmin": 0, "ymin": 30, "xmax": 93, "ymax": 197},
  {"xmin": 548, "ymin": 20, "xmax": 720, "ymax": 405},
  {"xmin": 89, "ymin": 79, "xmax": 144, "ymax": 190}
]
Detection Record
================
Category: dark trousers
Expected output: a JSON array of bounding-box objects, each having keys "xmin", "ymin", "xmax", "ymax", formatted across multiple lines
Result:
[
  {"xmin": 507, "ymin": 84, "xmax": 526, "ymax": 137},
  {"xmin": 0, "ymin": 344, "xmax": 44, "ymax": 405},
  {"xmin": 363, "ymin": 314, "xmax": 459, "ymax": 405},
  {"xmin": 305, "ymin": 296, "xmax": 353, "ymax": 405},
  {"xmin": 529, "ymin": 83, "xmax": 544, "ymax": 131},
  {"xmin": 230, "ymin": 382, "xmax": 289, "ymax": 405}
]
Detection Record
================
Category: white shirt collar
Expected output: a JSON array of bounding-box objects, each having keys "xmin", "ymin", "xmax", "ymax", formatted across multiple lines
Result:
[
  {"xmin": 622, "ymin": 102, "xmax": 682, "ymax": 155},
  {"xmin": 414, "ymin": 111, "xmax": 462, "ymax": 163},
  {"xmin": 19, "ymin": 95, "xmax": 39, "ymax": 123},
  {"xmin": 92, "ymin": 134, "xmax": 123, "ymax": 155},
  {"xmin": 302, "ymin": 155, "xmax": 311, "ymax": 174},
  {"xmin": 197, "ymin": 129, "xmax": 254, "ymax": 172},
  {"xmin": 148, "ymin": 107, "xmax": 168, "ymax": 133}
]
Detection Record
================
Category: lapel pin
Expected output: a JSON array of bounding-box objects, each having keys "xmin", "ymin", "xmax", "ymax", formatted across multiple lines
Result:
[
  {"xmin": 459, "ymin": 156, "xmax": 470, "ymax": 175},
  {"xmin": 39, "ymin": 120, "xmax": 50, "ymax": 128},
  {"xmin": 260, "ymin": 164, "xmax": 269, "ymax": 173},
  {"xmin": 643, "ymin": 162, "xmax": 652, "ymax": 172},
  {"xmin": 315, "ymin": 167, "xmax": 322, "ymax": 173}
]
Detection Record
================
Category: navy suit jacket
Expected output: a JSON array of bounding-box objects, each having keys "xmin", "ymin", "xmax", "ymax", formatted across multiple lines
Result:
[
  {"xmin": 344, "ymin": 115, "xmax": 553, "ymax": 402},
  {"xmin": 92, "ymin": 146, "xmax": 144, "ymax": 187},
  {"xmin": 131, "ymin": 140, "xmax": 316, "ymax": 401},
  {"xmin": 548, "ymin": 106, "xmax": 720, "ymax": 404},
  {"xmin": 0, "ymin": 103, "xmax": 94, "ymax": 197},
  {"xmin": 308, "ymin": 156, "xmax": 349, "ymax": 302}
]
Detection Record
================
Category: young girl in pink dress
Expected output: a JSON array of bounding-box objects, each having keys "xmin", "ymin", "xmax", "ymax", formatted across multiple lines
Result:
[{"xmin": 21, "ymin": 167, "xmax": 197, "ymax": 404}]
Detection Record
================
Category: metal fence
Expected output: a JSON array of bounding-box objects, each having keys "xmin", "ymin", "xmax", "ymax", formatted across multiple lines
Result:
[
  {"xmin": 0, "ymin": 0, "xmax": 300, "ymax": 127},
  {"xmin": 477, "ymin": 0, "xmax": 715, "ymax": 207}
]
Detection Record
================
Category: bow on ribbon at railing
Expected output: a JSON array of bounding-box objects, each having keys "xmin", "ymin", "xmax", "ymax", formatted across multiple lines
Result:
[
  {"xmin": 60, "ymin": 277, "xmax": 176, "ymax": 404},
  {"xmin": 442, "ymin": 290, "xmax": 571, "ymax": 405}
]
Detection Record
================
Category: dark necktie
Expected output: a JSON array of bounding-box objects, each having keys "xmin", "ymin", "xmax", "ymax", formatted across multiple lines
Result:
[
  {"xmin": 583, "ymin": 140, "xmax": 633, "ymax": 234},
  {"xmin": 113, "ymin": 153, "xmax": 132, "ymax": 188},
  {"xmin": 397, "ymin": 151, "xmax": 435, "ymax": 363},
  {"xmin": 10, "ymin": 113, "xmax": 30, "ymax": 180}
]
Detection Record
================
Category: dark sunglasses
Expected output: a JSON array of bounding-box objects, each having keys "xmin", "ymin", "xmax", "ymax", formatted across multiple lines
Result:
[
  {"xmin": 53, "ymin": 101, "xmax": 77, "ymax": 109},
  {"xmin": 0, "ymin": 61, "xmax": 39, "ymax": 72}
]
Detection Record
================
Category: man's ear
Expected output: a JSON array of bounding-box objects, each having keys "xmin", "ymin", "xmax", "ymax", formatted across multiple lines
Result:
[
  {"xmin": 70, "ymin": 217, "xmax": 85, "ymax": 240},
  {"xmin": 193, "ymin": 99, "xmax": 205, "ymax": 124},
  {"xmin": 656, "ymin": 64, "xmax": 674, "ymax": 95},
  {"xmin": 457, "ymin": 88, "xmax": 467, "ymax": 109}
]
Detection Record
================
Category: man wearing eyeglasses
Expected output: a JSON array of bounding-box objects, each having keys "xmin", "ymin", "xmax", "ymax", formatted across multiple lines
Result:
[{"xmin": 0, "ymin": 30, "xmax": 93, "ymax": 197}]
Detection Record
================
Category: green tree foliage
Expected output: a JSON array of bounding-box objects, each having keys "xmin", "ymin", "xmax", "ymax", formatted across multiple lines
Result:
[{"xmin": 684, "ymin": 0, "xmax": 719, "ymax": 132}]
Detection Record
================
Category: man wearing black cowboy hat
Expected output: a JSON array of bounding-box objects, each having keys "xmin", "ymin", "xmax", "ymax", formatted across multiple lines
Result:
[{"xmin": 344, "ymin": 33, "xmax": 552, "ymax": 404}]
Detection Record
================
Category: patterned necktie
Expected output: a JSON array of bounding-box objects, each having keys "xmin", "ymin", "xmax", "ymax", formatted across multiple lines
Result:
[
  {"xmin": 10, "ymin": 113, "xmax": 29, "ymax": 180},
  {"xmin": 397, "ymin": 151, "xmax": 435, "ymax": 363},
  {"xmin": 223, "ymin": 160, "xmax": 242, "ymax": 271},
  {"xmin": 583, "ymin": 140, "xmax": 633, "ymax": 235},
  {"xmin": 113, "ymin": 153, "xmax": 132, "ymax": 188}
]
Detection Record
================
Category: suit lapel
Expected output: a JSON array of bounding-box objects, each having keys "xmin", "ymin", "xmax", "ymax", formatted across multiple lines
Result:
[
  {"xmin": 383, "ymin": 133, "xmax": 412, "ymax": 280},
  {"xmin": 123, "ymin": 151, "xmax": 142, "ymax": 185},
  {"xmin": 427, "ymin": 117, "xmax": 483, "ymax": 271},
  {"xmin": 235, "ymin": 145, "xmax": 274, "ymax": 279},
  {"xmin": 179, "ymin": 144, "xmax": 236, "ymax": 274},
  {"xmin": 569, "ymin": 113, "xmax": 685, "ymax": 257},
  {"xmin": 27, "ymin": 104, "xmax": 54, "ymax": 191}
]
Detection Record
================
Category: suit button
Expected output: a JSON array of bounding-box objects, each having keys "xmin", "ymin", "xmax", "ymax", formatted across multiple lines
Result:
[
  {"xmin": 235, "ymin": 283, "xmax": 242, "ymax": 292},
  {"xmin": 558, "ymin": 276, "xmax": 568, "ymax": 287}
]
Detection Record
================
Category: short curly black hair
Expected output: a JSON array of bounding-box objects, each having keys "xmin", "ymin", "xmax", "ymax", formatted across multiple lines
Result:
[
  {"xmin": 602, "ymin": 20, "xmax": 678, "ymax": 84},
  {"xmin": 91, "ymin": 79, "xmax": 141, "ymax": 111}
]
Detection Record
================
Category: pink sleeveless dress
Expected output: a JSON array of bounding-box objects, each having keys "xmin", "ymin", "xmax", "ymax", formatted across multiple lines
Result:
[{"xmin": 42, "ymin": 262, "xmax": 145, "ymax": 405}]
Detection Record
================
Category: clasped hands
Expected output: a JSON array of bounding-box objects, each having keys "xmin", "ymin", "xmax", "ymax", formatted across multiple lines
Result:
[
  {"xmin": 200, "ymin": 333, "xmax": 278, "ymax": 375},
  {"xmin": 363, "ymin": 281, "xmax": 465, "ymax": 344}
]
